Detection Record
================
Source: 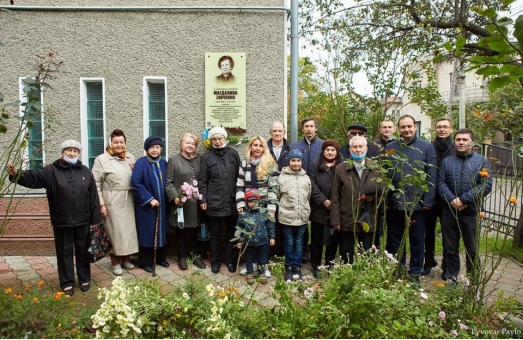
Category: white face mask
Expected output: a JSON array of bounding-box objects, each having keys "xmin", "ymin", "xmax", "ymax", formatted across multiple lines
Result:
[{"xmin": 63, "ymin": 155, "xmax": 78, "ymax": 165}]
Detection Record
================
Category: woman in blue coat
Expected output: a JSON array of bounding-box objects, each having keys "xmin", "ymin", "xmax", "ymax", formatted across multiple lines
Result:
[{"xmin": 131, "ymin": 136, "xmax": 169, "ymax": 273}]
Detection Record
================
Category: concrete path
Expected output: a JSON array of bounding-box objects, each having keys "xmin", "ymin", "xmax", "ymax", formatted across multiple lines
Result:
[{"xmin": 1, "ymin": 254, "xmax": 522, "ymax": 309}]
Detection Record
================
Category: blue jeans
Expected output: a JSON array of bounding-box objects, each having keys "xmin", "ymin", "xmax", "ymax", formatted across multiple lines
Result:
[
  {"xmin": 386, "ymin": 209, "xmax": 426, "ymax": 275},
  {"xmin": 245, "ymin": 243, "xmax": 269, "ymax": 275},
  {"xmin": 281, "ymin": 224, "xmax": 307, "ymax": 268}
]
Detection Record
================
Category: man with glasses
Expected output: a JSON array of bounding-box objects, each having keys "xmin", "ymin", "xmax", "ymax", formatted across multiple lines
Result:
[
  {"xmin": 340, "ymin": 124, "xmax": 379, "ymax": 160},
  {"xmin": 421, "ymin": 117, "xmax": 457, "ymax": 276}
]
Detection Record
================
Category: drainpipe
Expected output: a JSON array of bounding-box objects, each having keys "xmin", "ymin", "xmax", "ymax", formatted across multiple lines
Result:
[{"xmin": 290, "ymin": 0, "xmax": 299, "ymax": 143}]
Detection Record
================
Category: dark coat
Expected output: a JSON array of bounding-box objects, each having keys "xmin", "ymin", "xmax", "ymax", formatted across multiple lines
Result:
[
  {"xmin": 236, "ymin": 208, "xmax": 276, "ymax": 247},
  {"xmin": 130, "ymin": 156, "xmax": 168, "ymax": 247},
  {"xmin": 309, "ymin": 157, "xmax": 342, "ymax": 224},
  {"xmin": 330, "ymin": 159, "xmax": 383, "ymax": 232},
  {"xmin": 165, "ymin": 154, "xmax": 201, "ymax": 228},
  {"xmin": 267, "ymin": 138, "xmax": 293, "ymax": 170},
  {"xmin": 10, "ymin": 158, "xmax": 101, "ymax": 228},
  {"xmin": 198, "ymin": 146, "xmax": 241, "ymax": 217},
  {"xmin": 437, "ymin": 151, "xmax": 492, "ymax": 214},
  {"xmin": 432, "ymin": 137, "xmax": 457, "ymax": 211},
  {"xmin": 386, "ymin": 136, "xmax": 438, "ymax": 211}
]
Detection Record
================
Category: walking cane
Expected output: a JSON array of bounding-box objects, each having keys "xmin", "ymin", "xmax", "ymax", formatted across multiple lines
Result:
[{"xmin": 152, "ymin": 205, "xmax": 160, "ymax": 277}]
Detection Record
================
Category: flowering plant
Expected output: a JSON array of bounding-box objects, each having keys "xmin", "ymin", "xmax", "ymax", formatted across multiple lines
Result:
[
  {"xmin": 201, "ymin": 128, "xmax": 249, "ymax": 149},
  {"xmin": 176, "ymin": 180, "xmax": 202, "ymax": 206}
]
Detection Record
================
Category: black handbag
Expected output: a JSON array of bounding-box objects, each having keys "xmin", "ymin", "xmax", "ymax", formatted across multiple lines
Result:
[
  {"xmin": 87, "ymin": 223, "xmax": 111, "ymax": 263},
  {"xmin": 323, "ymin": 217, "xmax": 335, "ymax": 245}
]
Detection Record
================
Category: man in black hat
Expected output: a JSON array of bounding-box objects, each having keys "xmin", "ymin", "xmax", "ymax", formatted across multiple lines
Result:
[{"xmin": 340, "ymin": 123, "xmax": 379, "ymax": 160}]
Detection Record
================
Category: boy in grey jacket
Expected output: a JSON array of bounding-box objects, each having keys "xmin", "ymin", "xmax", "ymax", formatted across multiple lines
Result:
[{"xmin": 277, "ymin": 149, "xmax": 311, "ymax": 281}]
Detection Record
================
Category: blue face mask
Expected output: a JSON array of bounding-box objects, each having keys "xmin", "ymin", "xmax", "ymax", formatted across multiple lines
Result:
[
  {"xmin": 63, "ymin": 155, "xmax": 78, "ymax": 165},
  {"xmin": 351, "ymin": 153, "xmax": 366, "ymax": 161}
]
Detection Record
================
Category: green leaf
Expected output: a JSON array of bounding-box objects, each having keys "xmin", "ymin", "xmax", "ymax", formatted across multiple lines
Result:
[
  {"xmin": 514, "ymin": 15, "xmax": 523, "ymax": 51},
  {"xmin": 442, "ymin": 42, "xmax": 453, "ymax": 51},
  {"xmin": 499, "ymin": 63, "xmax": 523, "ymax": 76},
  {"xmin": 488, "ymin": 76, "xmax": 512, "ymax": 92},
  {"xmin": 476, "ymin": 65, "xmax": 501, "ymax": 76},
  {"xmin": 0, "ymin": 125, "xmax": 6, "ymax": 133},
  {"xmin": 456, "ymin": 36, "xmax": 466, "ymax": 51}
]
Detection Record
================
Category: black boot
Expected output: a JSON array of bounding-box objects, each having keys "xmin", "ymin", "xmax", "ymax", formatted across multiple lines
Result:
[
  {"xmin": 293, "ymin": 266, "xmax": 302, "ymax": 280},
  {"xmin": 312, "ymin": 267, "xmax": 319, "ymax": 279},
  {"xmin": 284, "ymin": 266, "xmax": 293, "ymax": 282},
  {"xmin": 421, "ymin": 260, "xmax": 438, "ymax": 276}
]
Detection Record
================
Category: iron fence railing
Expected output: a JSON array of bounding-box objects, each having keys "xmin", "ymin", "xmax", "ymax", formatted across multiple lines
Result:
[{"xmin": 482, "ymin": 144, "xmax": 522, "ymax": 237}]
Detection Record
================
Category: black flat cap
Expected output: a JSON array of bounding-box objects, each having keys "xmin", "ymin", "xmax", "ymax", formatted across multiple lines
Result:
[{"xmin": 347, "ymin": 124, "xmax": 368, "ymax": 133}]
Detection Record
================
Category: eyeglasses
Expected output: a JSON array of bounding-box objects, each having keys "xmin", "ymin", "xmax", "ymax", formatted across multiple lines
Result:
[
  {"xmin": 349, "ymin": 131, "xmax": 365, "ymax": 136},
  {"xmin": 436, "ymin": 125, "xmax": 451, "ymax": 130}
]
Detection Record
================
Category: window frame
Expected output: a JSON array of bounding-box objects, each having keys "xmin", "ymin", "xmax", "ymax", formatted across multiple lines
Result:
[
  {"xmin": 80, "ymin": 78, "xmax": 106, "ymax": 169},
  {"xmin": 19, "ymin": 77, "xmax": 45, "ymax": 170},
  {"xmin": 143, "ymin": 77, "xmax": 168, "ymax": 157}
]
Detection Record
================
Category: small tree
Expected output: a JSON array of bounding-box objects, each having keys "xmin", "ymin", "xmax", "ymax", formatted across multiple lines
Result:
[{"xmin": 0, "ymin": 52, "xmax": 63, "ymax": 235}]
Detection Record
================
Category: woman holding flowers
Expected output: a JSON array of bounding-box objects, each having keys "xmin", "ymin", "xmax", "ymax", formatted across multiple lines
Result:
[
  {"xmin": 165, "ymin": 133, "xmax": 206, "ymax": 270},
  {"xmin": 92, "ymin": 129, "xmax": 139, "ymax": 276},
  {"xmin": 235, "ymin": 136, "xmax": 279, "ymax": 276}
]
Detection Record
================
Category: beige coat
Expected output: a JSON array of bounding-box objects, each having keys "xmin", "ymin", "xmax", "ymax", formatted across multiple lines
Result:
[
  {"xmin": 92, "ymin": 151, "xmax": 139, "ymax": 255},
  {"xmin": 277, "ymin": 166, "xmax": 311, "ymax": 226}
]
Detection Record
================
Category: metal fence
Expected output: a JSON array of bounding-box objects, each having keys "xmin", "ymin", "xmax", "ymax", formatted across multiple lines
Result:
[{"xmin": 482, "ymin": 143, "xmax": 522, "ymax": 237}]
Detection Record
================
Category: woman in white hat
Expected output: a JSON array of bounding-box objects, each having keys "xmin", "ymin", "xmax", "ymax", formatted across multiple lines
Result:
[
  {"xmin": 198, "ymin": 127, "xmax": 241, "ymax": 274},
  {"xmin": 6, "ymin": 140, "xmax": 101, "ymax": 296}
]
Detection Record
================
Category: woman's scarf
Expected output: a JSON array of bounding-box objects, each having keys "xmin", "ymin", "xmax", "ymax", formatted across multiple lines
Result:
[
  {"xmin": 106, "ymin": 145, "xmax": 126, "ymax": 160},
  {"xmin": 147, "ymin": 156, "xmax": 163, "ymax": 182},
  {"xmin": 250, "ymin": 157, "xmax": 260, "ymax": 189}
]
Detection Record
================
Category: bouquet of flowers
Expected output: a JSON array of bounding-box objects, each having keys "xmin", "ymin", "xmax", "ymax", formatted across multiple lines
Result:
[
  {"xmin": 176, "ymin": 180, "xmax": 202, "ymax": 228},
  {"xmin": 177, "ymin": 180, "xmax": 202, "ymax": 205}
]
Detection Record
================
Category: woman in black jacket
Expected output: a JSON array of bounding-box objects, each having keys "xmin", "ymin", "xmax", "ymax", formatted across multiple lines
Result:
[
  {"xmin": 198, "ymin": 127, "xmax": 241, "ymax": 274},
  {"xmin": 309, "ymin": 140, "xmax": 343, "ymax": 278},
  {"xmin": 7, "ymin": 140, "xmax": 101, "ymax": 296}
]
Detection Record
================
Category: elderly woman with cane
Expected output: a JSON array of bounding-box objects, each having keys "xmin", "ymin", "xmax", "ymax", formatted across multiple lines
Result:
[
  {"xmin": 131, "ymin": 136, "xmax": 169, "ymax": 274},
  {"xmin": 6, "ymin": 140, "xmax": 101, "ymax": 296}
]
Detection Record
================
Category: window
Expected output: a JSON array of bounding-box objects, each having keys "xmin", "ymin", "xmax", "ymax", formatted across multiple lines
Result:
[
  {"xmin": 19, "ymin": 77, "xmax": 44, "ymax": 169},
  {"xmin": 80, "ymin": 79, "xmax": 106, "ymax": 169},
  {"xmin": 143, "ymin": 78, "xmax": 168, "ymax": 158},
  {"xmin": 416, "ymin": 121, "xmax": 422, "ymax": 138}
]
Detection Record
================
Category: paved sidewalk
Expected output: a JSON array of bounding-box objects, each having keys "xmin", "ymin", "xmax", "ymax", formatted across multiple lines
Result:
[{"xmin": 0, "ymin": 254, "xmax": 522, "ymax": 308}]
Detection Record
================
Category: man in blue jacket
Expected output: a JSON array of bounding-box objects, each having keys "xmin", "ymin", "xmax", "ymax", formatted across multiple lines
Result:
[
  {"xmin": 386, "ymin": 115, "xmax": 437, "ymax": 282},
  {"xmin": 437, "ymin": 129, "xmax": 492, "ymax": 281}
]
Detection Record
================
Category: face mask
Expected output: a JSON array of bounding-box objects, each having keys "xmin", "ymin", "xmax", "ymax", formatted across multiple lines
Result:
[
  {"xmin": 63, "ymin": 155, "xmax": 78, "ymax": 165},
  {"xmin": 351, "ymin": 153, "xmax": 366, "ymax": 161}
]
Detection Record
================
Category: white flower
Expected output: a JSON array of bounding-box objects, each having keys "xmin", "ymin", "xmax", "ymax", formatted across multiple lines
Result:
[{"xmin": 182, "ymin": 292, "xmax": 190, "ymax": 300}]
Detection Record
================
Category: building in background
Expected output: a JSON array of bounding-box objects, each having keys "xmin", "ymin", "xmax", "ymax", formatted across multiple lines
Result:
[{"xmin": 0, "ymin": 1, "xmax": 288, "ymax": 255}]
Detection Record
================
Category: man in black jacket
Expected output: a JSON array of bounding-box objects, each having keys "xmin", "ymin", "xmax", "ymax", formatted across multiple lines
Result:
[
  {"xmin": 7, "ymin": 140, "xmax": 101, "ymax": 296},
  {"xmin": 267, "ymin": 121, "xmax": 293, "ymax": 170},
  {"xmin": 421, "ymin": 117, "xmax": 457, "ymax": 275}
]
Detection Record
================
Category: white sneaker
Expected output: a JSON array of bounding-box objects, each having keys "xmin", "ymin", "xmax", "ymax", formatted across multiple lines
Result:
[
  {"xmin": 122, "ymin": 261, "xmax": 135, "ymax": 270},
  {"xmin": 240, "ymin": 263, "xmax": 258, "ymax": 276},
  {"xmin": 112, "ymin": 264, "xmax": 123, "ymax": 276},
  {"xmin": 265, "ymin": 269, "xmax": 271, "ymax": 278}
]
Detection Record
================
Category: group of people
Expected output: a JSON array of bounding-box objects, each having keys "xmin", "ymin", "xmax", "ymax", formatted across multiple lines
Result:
[{"xmin": 5, "ymin": 114, "xmax": 493, "ymax": 294}]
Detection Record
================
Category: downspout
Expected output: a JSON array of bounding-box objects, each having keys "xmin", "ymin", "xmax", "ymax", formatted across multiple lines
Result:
[{"xmin": 290, "ymin": 0, "xmax": 299, "ymax": 143}]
